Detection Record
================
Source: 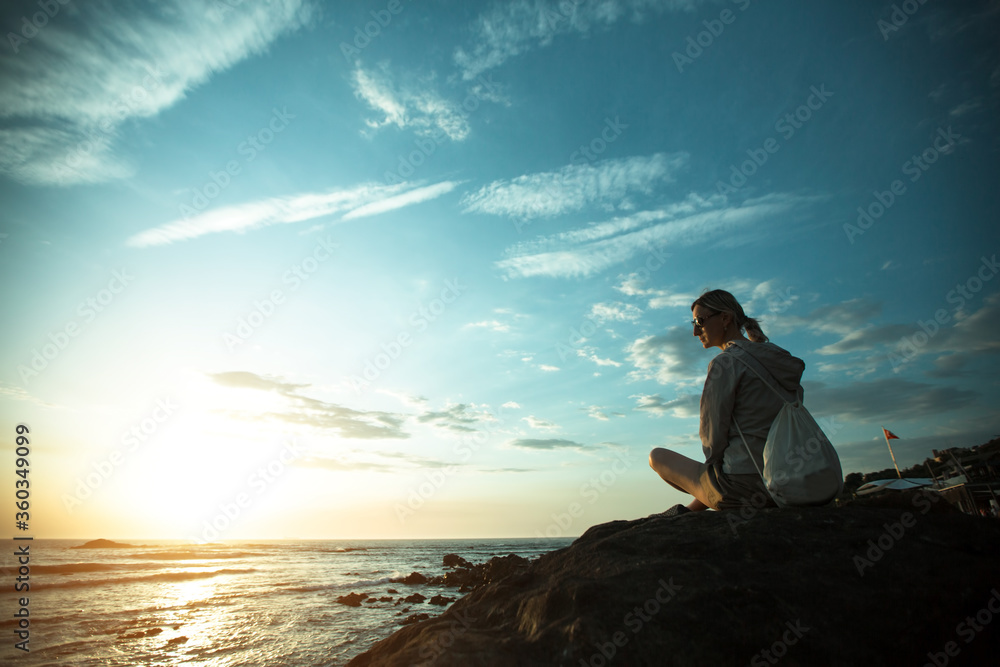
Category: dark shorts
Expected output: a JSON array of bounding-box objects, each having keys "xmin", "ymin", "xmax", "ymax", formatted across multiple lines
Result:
[{"xmin": 698, "ymin": 462, "xmax": 776, "ymax": 510}]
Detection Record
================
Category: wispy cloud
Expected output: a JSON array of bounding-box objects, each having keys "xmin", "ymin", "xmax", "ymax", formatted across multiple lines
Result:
[
  {"xmin": 496, "ymin": 193, "xmax": 817, "ymax": 279},
  {"xmin": 626, "ymin": 326, "xmax": 706, "ymax": 385},
  {"xmin": 127, "ymin": 181, "xmax": 459, "ymax": 247},
  {"xmin": 295, "ymin": 456, "xmax": 399, "ymax": 473},
  {"xmin": 207, "ymin": 372, "xmax": 515, "ymax": 442},
  {"xmin": 741, "ymin": 280, "xmax": 800, "ymax": 320},
  {"xmin": 806, "ymin": 378, "xmax": 977, "ymax": 422},
  {"xmin": 462, "ymin": 153, "xmax": 689, "ymax": 221},
  {"xmin": 208, "ymin": 371, "xmax": 410, "ymax": 440},
  {"xmin": 454, "ymin": 0, "xmax": 702, "ymax": 80},
  {"xmin": 0, "ymin": 0, "xmax": 313, "ymax": 185},
  {"xmin": 416, "ymin": 403, "xmax": 501, "ymax": 433},
  {"xmin": 376, "ymin": 390, "xmax": 430, "ymax": 409},
  {"xmin": 0, "ymin": 383, "xmax": 59, "ymax": 409},
  {"xmin": 616, "ymin": 275, "xmax": 695, "ymax": 309},
  {"xmin": 297, "ymin": 450, "xmax": 458, "ymax": 473},
  {"xmin": 814, "ymin": 294, "xmax": 1000, "ymax": 376},
  {"xmin": 633, "ymin": 393, "xmax": 700, "ymax": 418},
  {"xmin": 772, "ymin": 298, "xmax": 885, "ymax": 339},
  {"xmin": 590, "ymin": 302, "xmax": 642, "ymax": 323},
  {"xmin": 341, "ymin": 181, "xmax": 462, "ymax": 220},
  {"xmin": 508, "ymin": 438, "xmax": 585, "ymax": 451},
  {"xmin": 586, "ymin": 405, "xmax": 625, "ymax": 421},
  {"xmin": 464, "ymin": 307, "xmax": 527, "ymax": 334},
  {"xmin": 576, "ymin": 346, "xmax": 622, "ymax": 367},
  {"xmin": 522, "ymin": 415, "xmax": 559, "ymax": 431},
  {"xmin": 352, "ymin": 66, "xmax": 474, "ymax": 140},
  {"xmin": 465, "ymin": 320, "xmax": 512, "ymax": 333}
]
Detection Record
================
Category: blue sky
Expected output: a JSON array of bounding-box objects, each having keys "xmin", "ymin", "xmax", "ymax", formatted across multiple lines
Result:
[{"xmin": 1, "ymin": 0, "xmax": 998, "ymax": 539}]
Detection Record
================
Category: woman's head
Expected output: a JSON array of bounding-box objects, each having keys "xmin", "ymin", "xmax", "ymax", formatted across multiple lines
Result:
[{"xmin": 690, "ymin": 289, "xmax": 768, "ymax": 346}]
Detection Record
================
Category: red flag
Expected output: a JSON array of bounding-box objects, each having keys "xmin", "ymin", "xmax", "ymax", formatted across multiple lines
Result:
[{"xmin": 882, "ymin": 428, "xmax": 900, "ymax": 440}]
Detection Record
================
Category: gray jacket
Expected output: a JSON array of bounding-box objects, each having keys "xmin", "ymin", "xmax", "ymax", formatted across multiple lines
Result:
[{"xmin": 699, "ymin": 339, "xmax": 805, "ymax": 475}]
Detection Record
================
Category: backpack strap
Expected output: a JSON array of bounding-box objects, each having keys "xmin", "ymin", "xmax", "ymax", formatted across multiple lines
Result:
[
  {"xmin": 732, "ymin": 417, "xmax": 766, "ymax": 479},
  {"xmin": 726, "ymin": 346, "xmax": 786, "ymax": 506},
  {"xmin": 725, "ymin": 345, "xmax": 797, "ymax": 406}
]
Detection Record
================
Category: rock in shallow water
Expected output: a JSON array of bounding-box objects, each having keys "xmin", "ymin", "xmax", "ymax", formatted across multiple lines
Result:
[
  {"xmin": 336, "ymin": 592, "xmax": 368, "ymax": 607},
  {"xmin": 443, "ymin": 553, "xmax": 473, "ymax": 569},
  {"xmin": 348, "ymin": 493, "xmax": 1000, "ymax": 666}
]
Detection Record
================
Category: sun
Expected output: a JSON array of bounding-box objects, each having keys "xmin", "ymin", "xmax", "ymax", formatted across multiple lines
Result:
[{"xmin": 105, "ymin": 374, "xmax": 308, "ymax": 539}]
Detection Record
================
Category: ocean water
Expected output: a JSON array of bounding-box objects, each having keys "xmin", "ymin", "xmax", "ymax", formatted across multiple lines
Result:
[{"xmin": 1, "ymin": 538, "xmax": 572, "ymax": 666}]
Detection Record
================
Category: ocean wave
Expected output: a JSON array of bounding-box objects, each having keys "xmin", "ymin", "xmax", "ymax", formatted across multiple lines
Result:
[
  {"xmin": 36, "ymin": 568, "xmax": 258, "ymax": 590},
  {"xmin": 127, "ymin": 591, "xmax": 248, "ymax": 616},
  {"xmin": 127, "ymin": 551, "xmax": 256, "ymax": 560},
  {"xmin": 34, "ymin": 562, "xmax": 162, "ymax": 575},
  {"xmin": 281, "ymin": 575, "xmax": 397, "ymax": 594},
  {"xmin": 0, "ymin": 613, "xmax": 83, "ymax": 628}
]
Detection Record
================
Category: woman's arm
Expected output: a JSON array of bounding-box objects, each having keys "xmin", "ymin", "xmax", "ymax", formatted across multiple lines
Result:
[{"xmin": 700, "ymin": 353, "xmax": 739, "ymax": 465}]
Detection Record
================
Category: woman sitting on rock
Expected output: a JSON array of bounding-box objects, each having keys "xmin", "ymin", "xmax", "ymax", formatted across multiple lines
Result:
[{"xmin": 648, "ymin": 289, "xmax": 806, "ymax": 515}]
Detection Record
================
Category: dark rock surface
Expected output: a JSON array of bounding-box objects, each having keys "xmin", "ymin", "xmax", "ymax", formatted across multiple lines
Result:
[
  {"xmin": 433, "ymin": 553, "xmax": 531, "ymax": 592},
  {"xmin": 401, "ymin": 613, "xmax": 431, "ymax": 625},
  {"xmin": 443, "ymin": 553, "xmax": 473, "ymax": 569},
  {"xmin": 336, "ymin": 592, "xmax": 368, "ymax": 607},
  {"xmin": 119, "ymin": 628, "xmax": 163, "ymax": 640},
  {"xmin": 348, "ymin": 492, "xmax": 1000, "ymax": 666}
]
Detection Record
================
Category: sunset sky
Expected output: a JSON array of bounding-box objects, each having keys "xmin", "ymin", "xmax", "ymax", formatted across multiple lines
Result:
[{"xmin": 1, "ymin": 0, "xmax": 998, "ymax": 540}]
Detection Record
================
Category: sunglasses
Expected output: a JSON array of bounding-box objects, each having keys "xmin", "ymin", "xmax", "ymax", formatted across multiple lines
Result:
[{"xmin": 690, "ymin": 312, "xmax": 721, "ymax": 330}]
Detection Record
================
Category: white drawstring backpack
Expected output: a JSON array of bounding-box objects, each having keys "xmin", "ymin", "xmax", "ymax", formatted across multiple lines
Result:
[{"xmin": 729, "ymin": 350, "xmax": 844, "ymax": 507}]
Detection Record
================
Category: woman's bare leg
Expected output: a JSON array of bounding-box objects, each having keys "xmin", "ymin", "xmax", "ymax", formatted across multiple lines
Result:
[{"xmin": 648, "ymin": 447, "xmax": 714, "ymax": 509}]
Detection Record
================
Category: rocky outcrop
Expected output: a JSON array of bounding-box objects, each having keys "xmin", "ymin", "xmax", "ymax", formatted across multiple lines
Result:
[
  {"xmin": 348, "ymin": 492, "xmax": 1000, "ymax": 666},
  {"xmin": 336, "ymin": 593, "xmax": 368, "ymax": 607},
  {"xmin": 336, "ymin": 554, "xmax": 529, "ymax": 619},
  {"xmin": 433, "ymin": 554, "xmax": 530, "ymax": 592},
  {"xmin": 393, "ymin": 572, "xmax": 428, "ymax": 585},
  {"xmin": 428, "ymin": 595, "xmax": 454, "ymax": 606},
  {"xmin": 71, "ymin": 538, "xmax": 137, "ymax": 549}
]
